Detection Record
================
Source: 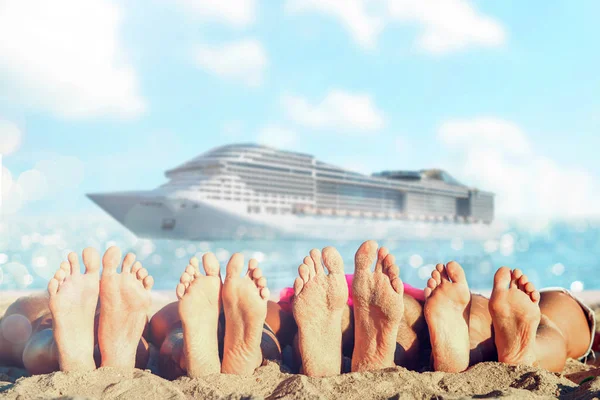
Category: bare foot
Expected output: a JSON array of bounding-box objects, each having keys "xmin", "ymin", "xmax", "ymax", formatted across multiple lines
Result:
[
  {"xmin": 98, "ymin": 246, "xmax": 154, "ymax": 368},
  {"xmin": 489, "ymin": 267, "xmax": 541, "ymax": 366},
  {"xmin": 221, "ymin": 253, "xmax": 269, "ymax": 375},
  {"xmin": 177, "ymin": 253, "xmax": 222, "ymax": 377},
  {"xmin": 352, "ymin": 241, "xmax": 404, "ymax": 372},
  {"xmin": 48, "ymin": 248, "xmax": 100, "ymax": 371},
  {"xmin": 292, "ymin": 247, "xmax": 348, "ymax": 377},
  {"xmin": 424, "ymin": 261, "xmax": 471, "ymax": 372}
]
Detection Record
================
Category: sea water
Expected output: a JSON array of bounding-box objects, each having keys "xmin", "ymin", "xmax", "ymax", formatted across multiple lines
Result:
[{"xmin": 1, "ymin": 216, "xmax": 599, "ymax": 293}]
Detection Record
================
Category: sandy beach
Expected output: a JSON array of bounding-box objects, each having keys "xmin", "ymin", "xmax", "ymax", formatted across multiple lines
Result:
[{"xmin": 2, "ymin": 291, "xmax": 600, "ymax": 399}]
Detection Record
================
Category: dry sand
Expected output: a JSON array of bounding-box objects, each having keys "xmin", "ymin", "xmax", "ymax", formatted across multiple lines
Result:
[{"xmin": 2, "ymin": 293, "xmax": 600, "ymax": 399}]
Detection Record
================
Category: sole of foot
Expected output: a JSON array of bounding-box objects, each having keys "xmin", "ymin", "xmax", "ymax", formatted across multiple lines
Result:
[
  {"xmin": 98, "ymin": 246, "xmax": 154, "ymax": 368},
  {"xmin": 177, "ymin": 253, "xmax": 222, "ymax": 377},
  {"xmin": 292, "ymin": 247, "xmax": 348, "ymax": 377},
  {"xmin": 352, "ymin": 241, "xmax": 404, "ymax": 372},
  {"xmin": 221, "ymin": 253, "xmax": 269, "ymax": 375},
  {"xmin": 489, "ymin": 267, "xmax": 541, "ymax": 366},
  {"xmin": 48, "ymin": 248, "xmax": 101, "ymax": 371},
  {"xmin": 424, "ymin": 261, "xmax": 471, "ymax": 372}
]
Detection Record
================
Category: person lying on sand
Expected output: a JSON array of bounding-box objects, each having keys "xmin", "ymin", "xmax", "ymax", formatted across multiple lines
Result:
[
  {"xmin": 273, "ymin": 240, "xmax": 595, "ymax": 376},
  {"xmin": 1, "ymin": 241, "xmax": 595, "ymax": 380},
  {"xmin": 0, "ymin": 246, "xmax": 153, "ymax": 374},
  {"xmin": 0, "ymin": 247, "xmax": 284, "ymax": 378},
  {"xmin": 153, "ymin": 240, "xmax": 595, "ymax": 378}
]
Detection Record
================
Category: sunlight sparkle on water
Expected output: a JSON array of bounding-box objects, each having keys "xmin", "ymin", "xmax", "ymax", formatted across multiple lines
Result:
[
  {"xmin": 570, "ymin": 281, "xmax": 584, "ymax": 292},
  {"xmin": 409, "ymin": 254, "xmax": 423, "ymax": 268},
  {"xmin": 551, "ymin": 263, "xmax": 565, "ymax": 276},
  {"xmin": 418, "ymin": 264, "xmax": 435, "ymax": 280}
]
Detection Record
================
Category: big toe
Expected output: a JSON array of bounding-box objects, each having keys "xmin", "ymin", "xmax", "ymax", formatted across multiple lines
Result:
[
  {"xmin": 202, "ymin": 252, "xmax": 220, "ymax": 276},
  {"xmin": 355, "ymin": 240, "xmax": 377, "ymax": 273},
  {"xmin": 82, "ymin": 247, "xmax": 101, "ymax": 273},
  {"xmin": 322, "ymin": 246, "xmax": 344, "ymax": 274},
  {"xmin": 493, "ymin": 267, "xmax": 512, "ymax": 290},
  {"xmin": 225, "ymin": 253, "xmax": 244, "ymax": 278},
  {"xmin": 102, "ymin": 246, "xmax": 122, "ymax": 274},
  {"xmin": 446, "ymin": 261, "xmax": 466, "ymax": 284}
]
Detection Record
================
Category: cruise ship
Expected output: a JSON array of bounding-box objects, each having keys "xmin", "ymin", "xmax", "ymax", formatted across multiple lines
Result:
[{"xmin": 88, "ymin": 144, "xmax": 494, "ymax": 240}]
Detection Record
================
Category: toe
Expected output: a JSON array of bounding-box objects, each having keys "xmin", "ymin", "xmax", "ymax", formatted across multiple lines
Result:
[
  {"xmin": 82, "ymin": 247, "xmax": 101, "ymax": 273},
  {"xmin": 298, "ymin": 264, "xmax": 310, "ymax": 283},
  {"xmin": 260, "ymin": 287, "xmax": 270, "ymax": 300},
  {"xmin": 382, "ymin": 254, "xmax": 395, "ymax": 272},
  {"xmin": 293, "ymin": 277, "xmax": 304, "ymax": 296},
  {"xmin": 493, "ymin": 267, "xmax": 512, "ymax": 290},
  {"xmin": 176, "ymin": 283, "xmax": 186, "ymax": 299},
  {"xmin": 387, "ymin": 262, "xmax": 399, "ymax": 281},
  {"xmin": 180, "ymin": 271, "xmax": 192, "ymax": 284},
  {"xmin": 121, "ymin": 253, "xmax": 136, "ymax": 274},
  {"xmin": 518, "ymin": 274, "xmax": 529, "ymax": 291},
  {"xmin": 248, "ymin": 258, "xmax": 259, "ymax": 276},
  {"xmin": 375, "ymin": 247, "xmax": 389, "ymax": 273},
  {"xmin": 143, "ymin": 275, "xmax": 154, "ymax": 290},
  {"xmin": 354, "ymin": 240, "xmax": 377, "ymax": 274},
  {"xmin": 48, "ymin": 278, "xmax": 59, "ymax": 296},
  {"xmin": 60, "ymin": 260, "xmax": 70, "ymax": 272},
  {"xmin": 424, "ymin": 287, "xmax": 432, "ymax": 298},
  {"xmin": 202, "ymin": 252, "xmax": 220, "ymax": 276},
  {"xmin": 304, "ymin": 255, "xmax": 316, "ymax": 278},
  {"xmin": 256, "ymin": 276, "xmax": 267, "ymax": 288},
  {"xmin": 530, "ymin": 290, "xmax": 540, "ymax": 303},
  {"xmin": 322, "ymin": 246, "xmax": 344, "ymax": 274},
  {"xmin": 524, "ymin": 281, "xmax": 536, "ymax": 295},
  {"xmin": 55, "ymin": 265, "xmax": 68, "ymax": 282},
  {"xmin": 137, "ymin": 268, "xmax": 149, "ymax": 281},
  {"xmin": 427, "ymin": 277, "xmax": 437, "ymax": 289},
  {"xmin": 131, "ymin": 261, "xmax": 143, "ymax": 275},
  {"xmin": 251, "ymin": 266, "xmax": 263, "ymax": 280},
  {"xmin": 446, "ymin": 261, "xmax": 467, "ymax": 284},
  {"xmin": 310, "ymin": 248, "xmax": 324, "ymax": 275},
  {"xmin": 225, "ymin": 253, "xmax": 244, "ymax": 278},
  {"xmin": 67, "ymin": 252, "xmax": 80, "ymax": 275},
  {"xmin": 390, "ymin": 276, "xmax": 403, "ymax": 294},
  {"xmin": 102, "ymin": 246, "xmax": 122, "ymax": 275},
  {"xmin": 185, "ymin": 264, "xmax": 196, "ymax": 277},
  {"xmin": 511, "ymin": 268, "xmax": 523, "ymax": 288},
  {"xmin": 432, "ymin": 270, "xmax": 442, "ymax": 285},
  {"xmin": 435, "ymin": 263, "xmax": 449, "ymax": 282},
  {"xmin": 190, "ymin": 256, "xmax": 200, "ymax": 271}
]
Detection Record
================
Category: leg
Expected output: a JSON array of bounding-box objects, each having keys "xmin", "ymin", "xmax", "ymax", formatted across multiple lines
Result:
[
  {"xmin": 221, "ymin": 253, "xmax": 269, "ymax": 375},
  {"xmin": 352, "ymin": 241, "xmax": 404, "ymax": 372},
  {"xmin": 489, "ymin": 267, "xmax": 570, "ymax": 373},
  {"xmin": 292, "ymin": 247, "xmax": 348, "ymax": 377},
  {"xmin": 176, "ymin": 254, "xmax": 222, "ymax": 377},
  {"xmin": 98, "ymin": 247, "xmax": 154, "ymax": 368},
  {"xmin": 538, "ymin": 290, "xmax": 592, "ymax": 360},
  {"xmin": 0, "ymin": 293, "xmax": 52, "ymax": 368},
  {"xmin": 48, "ymin": 248, "xmax": 100, "ymax": 371},
  {"xmin": 423, "ymin": 261, "xmax": 471, "ymax": 372}
]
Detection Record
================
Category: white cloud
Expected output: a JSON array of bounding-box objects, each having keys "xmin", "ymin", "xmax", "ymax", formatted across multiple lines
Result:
[
  {"xmin": 282, "ymin": 90, "xmax": 385, "ymax": 132},
  {"xmin": 194, "ymin": 39, "xmax": 268, "ymax": 87},
  {"xmin": 285, "ymin": 0, "xmax": 506, "ymax": 53},
  {"xmin": 285, "ymin": 0, "xmax": 384, "ymax": 48},
  {"xmin": 174, "ymin": 0, "xmax": 256, "ymax": 27},
  {"xmin": 0, "ymin": 119, "xmax": 22, "ymax": 155},
  {"xmin": 0, "ymin": 155, "xmax": 85, "ymax": 215},
  {"xmin": 0, "ymin": 0, "xmax": 144, "ymax": 119},
  {"xmin": 257, "ymin": 125, "xmax": 298, "ymax": 149},
  {"xmin": 439, "ymin": 117, "xmax": 531, "ymax": 156},
  {"xmin": 439, "ymin": 117, "xmax": 600, "ymax": 217}
]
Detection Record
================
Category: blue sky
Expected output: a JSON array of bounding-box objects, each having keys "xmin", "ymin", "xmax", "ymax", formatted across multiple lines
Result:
[{"xmin": 1, "ymin": 0, "xmax": 599, "ymax": 218}]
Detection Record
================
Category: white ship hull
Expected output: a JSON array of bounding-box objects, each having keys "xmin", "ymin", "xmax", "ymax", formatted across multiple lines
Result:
[{"xmin": 88, "ymin": 192, "xmax": 498, "ymax": 241}]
